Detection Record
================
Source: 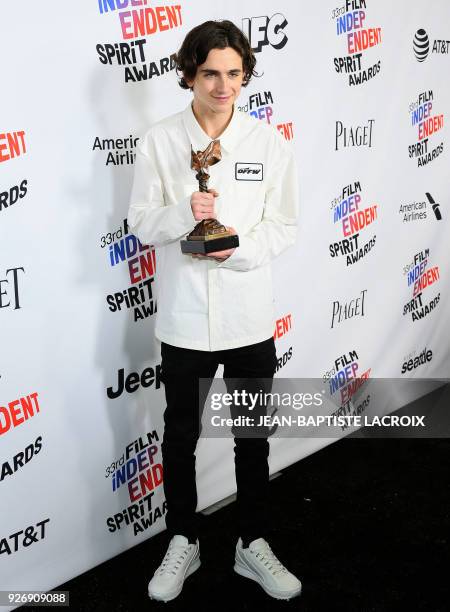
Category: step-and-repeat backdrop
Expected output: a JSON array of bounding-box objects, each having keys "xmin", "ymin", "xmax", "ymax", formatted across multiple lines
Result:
[{"xmin": 1, "ymin": 0, "xmax": 449, "ymax": 604}]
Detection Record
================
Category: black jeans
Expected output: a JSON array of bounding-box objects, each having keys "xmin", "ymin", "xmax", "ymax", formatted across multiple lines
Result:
[{"xmin": 160, "ymin": 337, "xmax": 278, "ymax": 546}]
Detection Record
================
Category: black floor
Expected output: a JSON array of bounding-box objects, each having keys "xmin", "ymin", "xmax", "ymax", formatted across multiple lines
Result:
[{"xmin": 24, "ymin": 387, "xmax": 450, "ymax": 612}]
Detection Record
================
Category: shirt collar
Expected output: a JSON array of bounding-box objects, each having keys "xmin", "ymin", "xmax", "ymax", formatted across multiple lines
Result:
[{"xmin": 182, "ymin": 101, "xmax": 242, "ymax": 155}]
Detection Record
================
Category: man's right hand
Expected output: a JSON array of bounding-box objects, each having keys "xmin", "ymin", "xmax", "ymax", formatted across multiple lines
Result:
[{"xmin": 190, "ymin": 188, "xmax": 219, "ymax": 221}]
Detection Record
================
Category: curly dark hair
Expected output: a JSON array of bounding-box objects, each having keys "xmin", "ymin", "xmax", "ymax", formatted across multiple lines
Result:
[{"xmin": 175, "ymin": 20, "xmax": 258, "ymax": 89}]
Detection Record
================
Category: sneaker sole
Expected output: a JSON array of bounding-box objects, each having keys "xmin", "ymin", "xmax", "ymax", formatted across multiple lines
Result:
[
  {"xmin": 234, "ymin": 561, "xmax": 302, "ymax": 601},
  {"xmin": 148, "ymin": 556, "xmax": 201, "ymax": 602}
]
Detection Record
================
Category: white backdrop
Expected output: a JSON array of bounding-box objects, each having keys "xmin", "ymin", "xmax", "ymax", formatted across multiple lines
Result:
[{"xmin": 1, "ymin": 0, "xmax": 449, "ymax": 605}]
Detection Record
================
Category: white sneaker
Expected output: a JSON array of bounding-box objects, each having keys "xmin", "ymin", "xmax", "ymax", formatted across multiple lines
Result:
[
  {"xmin": 234, "ymin": 537, "xmax": 302, "ymax": 600},
  {"xmin": 148, "ymin": 534, "xmax": 200, "ymax": 602}
]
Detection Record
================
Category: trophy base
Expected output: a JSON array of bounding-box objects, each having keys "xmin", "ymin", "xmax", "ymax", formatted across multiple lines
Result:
[{"xmin": 181, "ymin": 234, "xmax": 239, "ymax": 254}]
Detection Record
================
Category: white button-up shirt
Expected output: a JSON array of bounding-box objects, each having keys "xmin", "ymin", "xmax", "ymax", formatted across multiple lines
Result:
[{"xmin": 127, "ymin": 101, "xmax": 299, "ymax": 351}]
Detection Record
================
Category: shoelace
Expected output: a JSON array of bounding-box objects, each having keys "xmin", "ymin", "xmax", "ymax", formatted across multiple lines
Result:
[
  {"xmin": 157, "ymin": 543, "xmax": 191, "ymax": 576},
  {"xmin": 251, "ymin": 545, "xmax": 288, "ymax": 576}
]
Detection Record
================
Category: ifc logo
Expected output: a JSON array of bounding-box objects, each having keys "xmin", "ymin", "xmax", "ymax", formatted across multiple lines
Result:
[{"xmin": 413, "ymin": 29, "xmax": 429, "ymax": 62}]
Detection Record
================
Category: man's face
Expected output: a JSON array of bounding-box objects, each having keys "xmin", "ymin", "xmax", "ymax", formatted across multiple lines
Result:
[{"xmin": 185, "ymin": 46, "xmax": 244, "ymax": 115}]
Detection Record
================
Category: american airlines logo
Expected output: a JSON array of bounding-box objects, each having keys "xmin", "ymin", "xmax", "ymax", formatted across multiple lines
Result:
[{"xmin": 235, "ymin": 162, "xmax": 263, "ymax": 181}]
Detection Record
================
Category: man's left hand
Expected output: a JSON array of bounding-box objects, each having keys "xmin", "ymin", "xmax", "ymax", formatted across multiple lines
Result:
[{"xmin": 191, "ymin": 226, "xmax": 237, "ymax": 262}]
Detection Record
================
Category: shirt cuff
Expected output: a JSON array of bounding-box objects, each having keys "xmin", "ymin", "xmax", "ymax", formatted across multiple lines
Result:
[{"xmin": 216, "ymin": 235, "xmax": 257, "ymax": 271}]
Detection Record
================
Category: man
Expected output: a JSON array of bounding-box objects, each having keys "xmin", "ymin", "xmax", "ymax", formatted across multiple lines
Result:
[{"xmin": 127, "ymin": 19, "xmax": 301, "ymax": 602}]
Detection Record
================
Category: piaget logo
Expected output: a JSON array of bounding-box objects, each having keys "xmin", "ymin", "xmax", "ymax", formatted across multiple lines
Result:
[
  {"xmin": 330, "ymin": 289, "xmax": 367, "ymax": 329},
  {"xmin": 335, "ymin": 119, "xmax": 374, "ymax": 150},
  {"xmin": 0, "ymin": 267, "xmax": 25, "ymax": 311}
]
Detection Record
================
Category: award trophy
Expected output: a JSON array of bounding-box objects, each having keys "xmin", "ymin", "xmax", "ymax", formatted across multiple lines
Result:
[{"xmin": 180, "ymin": 139, "xmax": 240, "ymax": 254}]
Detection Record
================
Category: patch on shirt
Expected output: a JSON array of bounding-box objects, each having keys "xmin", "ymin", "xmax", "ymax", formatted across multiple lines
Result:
[{"xmin": 235, "ymin": 162, "xmax": 263, "ymax": 181}]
